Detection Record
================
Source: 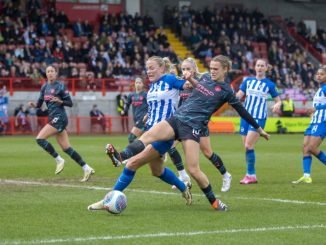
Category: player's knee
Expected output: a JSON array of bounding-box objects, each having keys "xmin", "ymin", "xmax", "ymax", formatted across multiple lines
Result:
[
  {"xmin": 245, "ymin": 144, "xmax": 254, "ymax": 150},
  {"xmin": 187, "ymin": 164, "xmax": 200, "ymax": 177},
  {"xmin": 302, "ymin": 144, "xmax": 309, "ymax": 154},
  {"xmin": 125, "ymin": 159, "xmax": 138, "ymax": 170},
  {"xmin": 201, "ymin": 148, "xmax": 211, "ymax": 158},
  {"xmin": 36, "ymin": 138, "xmax": 46, "ymax": 147},
  {"xmin": 306, "ymin": 144, "xmax": 317, "ymax": 155}
]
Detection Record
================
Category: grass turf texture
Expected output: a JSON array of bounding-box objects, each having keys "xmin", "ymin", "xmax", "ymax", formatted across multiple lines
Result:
[{"xmin": 0, "ymin": 134, "xmax": 325, "ymax": 244}]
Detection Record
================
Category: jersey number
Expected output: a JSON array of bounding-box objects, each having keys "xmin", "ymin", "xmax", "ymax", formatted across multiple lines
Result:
[
  {"xmin": 312, "ymin": 125, "xmax": 318, "ymax": 133},
  {"xmin": 52, "ymin": 117, "xmax": 59, "ymax": 123},
  {"xmin": 192, "ymin": 129, "xmax": 201, "ymax": 136}
]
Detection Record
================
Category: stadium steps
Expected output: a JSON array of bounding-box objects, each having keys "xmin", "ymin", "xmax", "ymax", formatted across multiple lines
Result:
[{"xmin": 164, "ymin": 28, "xmax": 206, "ymax": 72}]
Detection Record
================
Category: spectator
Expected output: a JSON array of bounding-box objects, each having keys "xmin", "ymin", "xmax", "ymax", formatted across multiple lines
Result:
[
  {"xmin": 281, "ymin": 94, "xmax": 295, "ymax": 117},
  {"xmin": 29, "ymin": 67, "xmax": 43, "ymax": 86},
  {"xmin": 116, "ymin": 92, "xmax": 129, "ymax": 133},
  {"xmin": 73, "ymin": 19, "xmax": 84, "ymax": 37},
  {"xmin": 89, "ymin": 104, "xmax": 106, "ymax": 132},
  {"xmin": 14, "ymin": 104, "xmax": 30, "ymax": 132}
]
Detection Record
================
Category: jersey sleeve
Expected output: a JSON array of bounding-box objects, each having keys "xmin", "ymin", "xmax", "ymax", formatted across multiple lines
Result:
[
  {"xmin": 268, "ymin": 80, "xmax": 279, "ymax": 98},
  {"xmin": 143, "ymin": 92, "xmax": 148, "ymax": 105},
  {"xmin": 239, "ymin": 78, "xmax": 248, "ymax": 93},
  {"xmin": 125, "ymin": 94, "xmax": 132, "ymax": 111},
  {"xmin": 315, "ymin": 85, "xmax": 326, "ymax": 109},
  {"xmin": 59, "ymin": 83, "xmax": 73, "ymax": 107},
  {"xmin": 166, "ymin": 74, "xmax": 186, "ymax": 90},
  {"xmin": 36, "ymin": 84, "xmax": 46, "ymax": 108},
  {"xmin": 322, "ymin": 85, "xmax": 326, "ymax": 94}
]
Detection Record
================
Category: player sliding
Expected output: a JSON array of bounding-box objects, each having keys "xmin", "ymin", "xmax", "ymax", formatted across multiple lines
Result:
[
  {"xmin": 29, "ymin": 65, "xmax": 94, "ymax": 182},
  {"xmin": 90, "ymin": 55, "xmax": 270, "ymax": 211},
  {"xmin": 89, "ymin": 56, "xmax": 193, "ymax": 211}
]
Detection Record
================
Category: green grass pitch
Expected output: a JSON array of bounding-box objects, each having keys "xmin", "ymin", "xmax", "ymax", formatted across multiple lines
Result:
[{"xmin": 0, "ymin": 134, "xmax": 325, "ymax": 244}]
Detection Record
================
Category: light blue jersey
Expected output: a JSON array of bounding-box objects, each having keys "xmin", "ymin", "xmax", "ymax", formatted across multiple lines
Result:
[
  {"xmin": 146, "ymin": 74, "xmax": 185, "ymax": 129},
  {"xmin": 240, "ymin": 77, "xmax": 279, "ymax": 119},
  {"xmin": 311, "ymin": 84, "xmax": 326, "ymax": 124}
]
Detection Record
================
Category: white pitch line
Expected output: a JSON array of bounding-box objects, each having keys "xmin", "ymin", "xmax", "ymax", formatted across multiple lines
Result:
[
  {"xmin": 2, "ymin": 224, "xmax": 326, "ymax": 245},
  {"xmin": 235, "ymin": 196, "xmax": 326, "ymax": 206},
  {"xmin": 1, "ymin": 179, "xmax": 326, "ymax": 206}
]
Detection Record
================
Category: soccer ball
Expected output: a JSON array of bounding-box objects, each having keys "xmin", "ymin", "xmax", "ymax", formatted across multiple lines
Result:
[{"xmin": 103, "ymin": 190, "xmax": 127, "ymax": 214}]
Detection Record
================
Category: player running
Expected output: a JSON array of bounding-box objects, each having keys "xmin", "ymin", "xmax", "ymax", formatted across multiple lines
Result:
[{"xmin": 29, "ymin": 65, "xmax": 94, "ymax": 182}]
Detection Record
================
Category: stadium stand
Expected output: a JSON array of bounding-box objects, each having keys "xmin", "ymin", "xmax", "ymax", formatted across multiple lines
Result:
[
  {"xmin": 0, "ymin": 1, "xmax": 323, "ymax": 134},
  {"xmin": 0, "ymin": 0, "xmax": 179, "ymax": 92},
  {"xmin": 163, "ymin": 5, "xmax": 320, "ymax": 101}
]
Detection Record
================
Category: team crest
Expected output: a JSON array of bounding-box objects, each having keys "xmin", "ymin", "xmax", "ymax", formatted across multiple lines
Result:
[
  {"xmin": 50, "ymin": 89, "xmax": 55, "ymax": 94},
  {"xmin": 215, "ymin": 86, "xmax": 221, "ymax": 92}
]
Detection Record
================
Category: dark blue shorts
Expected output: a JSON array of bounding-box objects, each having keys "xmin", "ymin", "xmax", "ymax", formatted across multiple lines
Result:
[
  {"xmin": 134, "ymin": 119, "xmax": 145, "ymax": 131},
  {"xmin": 200, "ymin": 126, "xmax": 209, "ymax": 137},
  {"xmin": 166, "ymin": 116, "xmax": 201, "ymax": 143},
  {"xmin": 49, "ymin": 116, "xmax": 68, "ymax": 133}
]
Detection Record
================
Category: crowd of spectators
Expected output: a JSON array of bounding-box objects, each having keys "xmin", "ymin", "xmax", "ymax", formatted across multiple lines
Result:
[
  {"xmin": 0, "ymin": 0, "xmax": 179, "ymax": 88},
  {"xmin": 287, "ymin": 17, "xmax": 326, "ymax": 55},
  {"xmin": 0, "ymin": 1, "xmax": 324, "ymax": 100},
  {"xmin": 164, "ymin": 5, "xmax": 320, "ymax": 99}
]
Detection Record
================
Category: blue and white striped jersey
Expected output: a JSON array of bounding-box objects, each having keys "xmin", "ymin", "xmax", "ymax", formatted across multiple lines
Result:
[
  {"xmin": 240, "ymin": 77, "xmax": 279, "ymax": 119},
  {"xmin": 311, "ymin": 84, "xmax": 326, "ymax": 123},
  {"xmin": 0, "ymin": 96, "xmax": 8, "ymax": 113},
  {"xmin": 146, "ymin": 74, "xmax": 185, "ymax": 129}
]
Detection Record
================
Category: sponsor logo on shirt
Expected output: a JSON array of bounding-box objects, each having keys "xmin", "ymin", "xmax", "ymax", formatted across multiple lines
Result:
[{"xmin": 196, "ymin": 84, "xmax": 214, "ymax": 96}]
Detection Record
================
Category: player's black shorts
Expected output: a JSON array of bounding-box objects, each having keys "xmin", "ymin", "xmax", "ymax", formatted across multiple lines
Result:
[
  {"xmin": 200, "ymin": 126, "xmax": 209, "ymax": 137},
  {"xmin": 49, "ymin": 115, "xmax": 68, "ymax": 133},
  {"xmin": 166, "ymin": 116, "xmax": 201, "ymax": 143},
  {"xmin": 134, "ymin": 119, "xmax": 145, "ymax": 131}
]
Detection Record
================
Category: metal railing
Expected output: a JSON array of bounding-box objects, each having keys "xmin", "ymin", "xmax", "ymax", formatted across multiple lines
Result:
[{"xmin": 0, "ymin": 77, "xmax": 136, "ymax": 96}]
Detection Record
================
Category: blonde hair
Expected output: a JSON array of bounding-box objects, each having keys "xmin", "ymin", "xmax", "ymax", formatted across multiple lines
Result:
[
  {"xmin": 169, "ymin": 63, "xmax": 178, "ymax": 75},
  {"xmin": 211, "ymin": 55, "xmax": 232, "ymax": 74},
  {"xmin": 182, "ymin": 57, "xmax": 203, "ymax": 78},
  {"xmin": 147, "ymin": 56, "xmax": 172, "ymax": 74}
]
